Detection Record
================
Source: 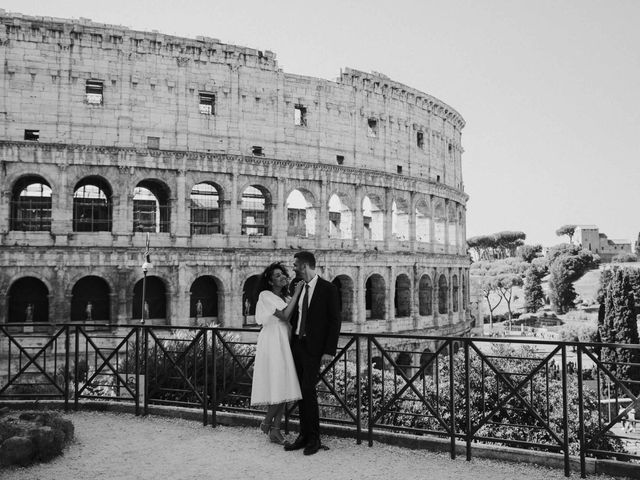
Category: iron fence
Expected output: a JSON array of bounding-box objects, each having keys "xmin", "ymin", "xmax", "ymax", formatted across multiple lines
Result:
[{"xmin": 1, "ymin": 323, "xmax": 640, "ymax": 478}]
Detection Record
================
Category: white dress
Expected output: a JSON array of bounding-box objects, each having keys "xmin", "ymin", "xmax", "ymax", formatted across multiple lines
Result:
[{"xmin": 250, "ymin": 291, "xmax": 302, "ymax": 406}]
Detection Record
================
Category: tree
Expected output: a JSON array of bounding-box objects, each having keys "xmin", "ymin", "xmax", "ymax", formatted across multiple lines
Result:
[
  {"xmin": 496, "ymin": 273, "xmax": 523, "ymax": 325},
  {"xmin": 555, "ymin": 225, "xmax": 577, "ymax": 244},
  {"xmin": 598, "ymin": 269, "xmax": 640, "ymax": 384},
  {"xmin": 548, "ymin": 255, "xmax": 577, "ymax": 314},
  {"xmin": 517, "ymin": 244, "xmax": 542, "ymax": 263},
  {"xmin": 523, "ymin": 265, "xmax": 545, "ymax": 313},
  {"xmin": 468, "ymin": 231, "xmax": 526, "ymax": 261}
]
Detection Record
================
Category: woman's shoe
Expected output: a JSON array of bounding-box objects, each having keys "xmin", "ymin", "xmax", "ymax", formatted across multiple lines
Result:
[
  {"xmin": 269, "ymin": 426, "xmax": 285, "ymax": 445},
  {"xmin": 260, "ymin": 421, "xmax": 271, "ymax": 434}
]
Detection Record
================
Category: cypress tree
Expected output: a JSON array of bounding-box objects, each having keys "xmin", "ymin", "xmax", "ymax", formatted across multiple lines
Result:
[
  {"xmin": 599, "ymin": 269, "xmax": 640, "ymax": 384},
  {"xmin": 523, "ymin": 265, "xmax": 545, "ymax": 313}
]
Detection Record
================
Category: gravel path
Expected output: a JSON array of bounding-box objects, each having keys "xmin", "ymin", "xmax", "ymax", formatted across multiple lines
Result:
[{"xmin": 2, "ymin": 411, "xmax": 622, "ymax": 480}]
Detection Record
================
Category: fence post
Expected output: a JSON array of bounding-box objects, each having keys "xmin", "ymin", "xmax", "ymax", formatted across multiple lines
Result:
[
  {"xmin": 202, "ymin": 327, "xmax": 208, "ymax": 426},
  {"xmin": 367, "ymin": 335, "xmax": 373, "ymax": 447},
  {"xmin": 73, "ymin": 325, "xmax": 79, "ymax": 411},
  {"xmin": 561, "ymin": 344, "xmax": 570, "ymax": 477},
  {"xmin": 465, "ymin": 338, "xmax": 471, "ymax": 461},
  {"xmin": 355, "ymin": 334, "xmax": 362, "ymax": 445},
  {"xmin": 143, "ymin": 326, "xmax": 149, "ymax": 416},
  {"xmin": 135, "ymin": 326, "xmax": 140, "ymax": 416},
  {"xmin": 449, "ymin": 339, "xmax": 456, "ymax": 459},
  {"xmin": 577, "ymin": 345, "xmax": 586, "ymax": 478},
  {"xmin": 211, "ymin": 329, "xmax": 218, "ymax": 427},
  {"xmin": 64, "ymin": 325, "xmax": 70, "ymax": 412}
]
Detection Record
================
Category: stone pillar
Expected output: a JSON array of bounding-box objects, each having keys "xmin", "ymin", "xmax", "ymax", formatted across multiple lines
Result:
[
  {"xmin": 274, "ymin": 179, "xmax": 286, "ymax": 248},
  {"xmin": 447, "ymin": 267, "xmax": 453, "ymax": 325},
  {"xmin": 318, "ymin": 179, "xmax": 328, "ymax": 249},
  {"xmin": 444, "ymin": 199, "xmax": 450, "ymax": 255},
  {"xmin": 354, "ymin": 185, "xmax": 364, "ymax": 249},
  {"xmin": 384, "ymin": 187, "xmax": 393, "ymax": 251},
  {"xmin": 409, "ymin": 192, "xmax": 417, "ymax": 249},
  {"xmin": 429, "ymin": 195, "xmax": 435, "ymax": 253},
  {"xmin": 226, "ymin": 170, "xmax": 240, "ymax": 238},
  {"xmin": 175, "ymin": 170, "xmax": 189, "ymax": 239},
  {"xmin": 117, "ymin": 269, "xmax": 129, "ymax": 323},
  {"xmin": 0, "ymin": 293, "xmax": 7, "ymax": 324},
  {"xmin": 0, "ymin": 189, "xmax": 10, "ymax": 233},
  {"xmin": 51, "ymin": 164, "xmax": 71, "ymax": 237},
  {"xmin": 432, "ymin": 267, "xmax": 439, "ymax": 327}
]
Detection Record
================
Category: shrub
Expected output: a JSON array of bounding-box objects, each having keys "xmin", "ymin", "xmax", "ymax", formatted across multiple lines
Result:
[{"xmin": 612, "ymin": 253, "xmax": 638, "ymax": 263}]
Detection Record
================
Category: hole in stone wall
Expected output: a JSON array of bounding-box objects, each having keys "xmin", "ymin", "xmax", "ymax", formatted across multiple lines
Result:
[
  {"xmin": 24, "ymin": 130, "xmax": 39, "ymax": 141},
  {"xmin": 336, "ymin": 155, "xmax": 344, "ymax": 165}
]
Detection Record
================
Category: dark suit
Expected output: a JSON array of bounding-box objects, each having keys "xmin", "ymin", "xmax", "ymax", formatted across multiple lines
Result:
[{"xmin": 290, "ymin": 276, "xmax": 341, "ymax": 443}]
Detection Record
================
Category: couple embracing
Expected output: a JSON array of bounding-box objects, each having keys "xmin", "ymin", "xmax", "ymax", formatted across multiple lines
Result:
[{"xmin": 250, "ymin": 251, "xmax": 341, "ymax": 455}]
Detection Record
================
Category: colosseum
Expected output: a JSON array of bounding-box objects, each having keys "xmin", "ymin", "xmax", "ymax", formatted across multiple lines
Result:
[{"xmin": 0, "ymin": 11, "xmax": 471, "ymax": 336}]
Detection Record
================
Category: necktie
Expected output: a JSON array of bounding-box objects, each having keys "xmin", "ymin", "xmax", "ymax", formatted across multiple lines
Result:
[{"xmin": 299, "ymin": 284, "xmax": 309, "ymax": 338}]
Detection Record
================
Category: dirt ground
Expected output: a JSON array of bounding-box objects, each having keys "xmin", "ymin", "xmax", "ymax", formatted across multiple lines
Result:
[{"xmin": 2, "ymin": 411, "xmax": 624, "ymax": 480}]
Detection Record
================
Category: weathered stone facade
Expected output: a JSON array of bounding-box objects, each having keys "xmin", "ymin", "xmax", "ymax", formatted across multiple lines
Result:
[{"xmin": 0, "ymin": 12, "xmax": 470, "ymax": 335}]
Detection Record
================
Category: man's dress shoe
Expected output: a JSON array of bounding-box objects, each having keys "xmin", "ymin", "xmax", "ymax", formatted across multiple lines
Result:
[
  {"xmin": 284, "ymin": 435, "xmax": 306, "ymax": 451},
  {"xmin": 303, "ymin": 438, "xmax": 322, "ymax": 456}
]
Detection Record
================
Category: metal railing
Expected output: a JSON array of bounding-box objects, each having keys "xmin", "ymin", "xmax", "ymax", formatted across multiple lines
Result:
[{"xmin": 1, "ymin": 323, "xmax": 639, "ymax": 478}]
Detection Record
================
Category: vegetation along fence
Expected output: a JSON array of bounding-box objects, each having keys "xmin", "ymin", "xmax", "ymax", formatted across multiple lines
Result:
[{"xmin": 1, "ymin": 323, "xmax": 640, "ymax": 478}]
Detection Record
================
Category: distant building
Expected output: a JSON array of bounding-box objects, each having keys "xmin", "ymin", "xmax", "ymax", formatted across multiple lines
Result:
[{"xmin": 574, "ymin": 225, "xmax": 631, "ymax": 262}]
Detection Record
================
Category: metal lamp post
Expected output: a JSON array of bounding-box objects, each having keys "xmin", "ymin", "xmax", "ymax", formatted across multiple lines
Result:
[{"xmin": 140, "ymin": 233, "xmax": 153, "ymax": 324}]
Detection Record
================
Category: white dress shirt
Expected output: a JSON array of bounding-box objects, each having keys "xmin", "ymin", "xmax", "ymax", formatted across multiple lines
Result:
[{"xmin": 295, "ymin": 274, "xmax": 319, "ymax": 336}]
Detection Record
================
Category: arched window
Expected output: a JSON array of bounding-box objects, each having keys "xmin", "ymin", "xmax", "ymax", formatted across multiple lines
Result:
[
  {"xmin": 452, "ymin": 275, "xmax": 459, "ymax": 313},
  {"xmin": 286, "ymin": 189, "xmax": 316, "ymax": 237},
  {"xmin": 71, "ymin": 276, "xmax": 110, "ymax": 321},
  {"xmin": 418, "ymin": 275, "xmax": 433, "ymax": 316},
  {"xmin": 332, "ymin": 275, "xmax": 354, "ymax": 322},
  {"xmin": 190, "ymin": 276, "xmax": 220, "ymax": 321},
  {"xmin": 415, "ymin": 198, "xmax": 431, "ymax": 243},
  {"xmin": 133, "ymin": 180, "xmax": 170, "ymax": 233},
  {"xmin": 8, "ymin": 277, "xmax": 49, "ymax": 324},
  {"xmin": 132, "ymin": 276, "xmax": 167, "ymax": 322},
  {"xmin": 438, "ymin": 274, "xmax": 448, "ymax": 315},
  {"xmin": 73, "ymin": 177, "xmax": 112, "ymax": 232},
  {"xmin": 190, "ymin": 182, "xmax": 221, "ymax": 235},
  {"xmin": 241, "ymin": 186, "xmax": 269, "ymax": 236},
  {"xmin": 365, "ymin": 274, "xmax": 386, "ymax": 320},
  {"xmin": 10, "ymin": 176, "xmax": 52, "ymax": 231},
  {"xmin": 328, "ymin": 194, "xmax": 353, "ymax": 239},
  {"xmin": 362, "ymin": 195, "xmax": 384, "ymax": 241},
  {"xmin": 394, "ymin": 274, "xmax": 411, "ymax": 317},
  {"xmin": 391, "ymin": 199, "xmax": 409, "ymax": 241}
]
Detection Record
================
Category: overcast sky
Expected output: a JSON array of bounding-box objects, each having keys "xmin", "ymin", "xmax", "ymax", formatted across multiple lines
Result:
[{"xmin": 3, "ymin": 0, "xmax": 639, "ymax": 248}]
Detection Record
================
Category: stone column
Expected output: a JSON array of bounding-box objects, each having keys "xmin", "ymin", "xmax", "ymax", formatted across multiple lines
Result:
[
  {"xmin": 429, "ymin": 195, "xmax": 435, "ymax": 254},
  {"xmin": 175, "ymin": 170, "xmax": 189, "ymax": 239},
  {"xmin": 318, "ymin": 179, "xmax": 328, "ymax": 249},
  {"xmin": 274, "ymin": 179, "xmax": 286, "ymax": 248},
  {"xmin": 354, "ymin": 185, "xmax": 364, "ymax": 249},
  {"xmin": 409, "ymin": 192, "xmax": 417, "ymax": 249},
  {"xmin": 444, "ymin": 199, "xmax": 450, "ymax": 255},
  {"xmin": 384, "ymin": 187, "xmax": 393, "ymax": 251}
]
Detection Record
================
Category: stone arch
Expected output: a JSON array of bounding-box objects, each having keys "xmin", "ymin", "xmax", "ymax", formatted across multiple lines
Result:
[
  {"xmin": 242, "ymin": 274, "xmax": 261, "ymax": 324},
  {"xmin": 365, "ymin": 273, "xmax": 385, "ymax": 320},
  {"xmin": 394, "ymin": 273, "xmax": 411, "ymax": 317},
  {"xmin": 7, "ymin": 277, "xmax": 49, "ymax": 324},
  {"xmin": 133, "ymin": 179, "xmax": 171, "ymax": 233},
  {"xmin": 190, "ymin": 275, "xmax": 221, "ymax": 321},
  {"xmin": 328, "ymin": 193, "xmax": 353, "ymax": 240},
  {"xmin": 391, "ymin": 198, "xmax": 409, "ymax": 241},
  {"xmin": 10, "ymin": 175, "xmax": 52, "ymax": 232},
  {"xmin": 190, "ymin": 181, "xmax": 222, "ymax": 235},
  {"xmin": 418, "ymin": 274, "xmax": 433, "ymax": 316},
  {"xmin": 132, "ymin": 275, "xmax": 167, "ymax": 321},
  {"xmin": 395, "ymin": 351, "xmax": 412, "ymax": 376},
  {"xmin": 438, "ymin": 274, "xmax": 448, "ymax": 315},
  {"xmin": 332, "ymin": 274, "xmax": 354, "ymax": 322},
  {"xmin": 71, "ymin": 275, "xmax": 111, "ymax": 321},
  {"xmin": 286, "ymin": 188, "xmax": 317, "ymax": 238},
  {"xmin": 362, "ymin": 194, "xmax": 384, "ymax": 241},
  {"xmin": 73, "ymin": 175, "xmax": 112, "ymax": 232},
  {"xmin": 452, "ymin": 274, "xmax": 459, "ymax": 313},
  {"xmin": 415, "ymin": 197, "xmax": 431, "ymax": 243},
  {"xmin": 241, "ymin": 185, "xmax": 271, "ymax": 236}
]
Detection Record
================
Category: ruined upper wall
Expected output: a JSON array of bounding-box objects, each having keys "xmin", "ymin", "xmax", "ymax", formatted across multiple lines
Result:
[{"xmin": 0, "ymin": 11, "xmax": 466, "ymax": 190}]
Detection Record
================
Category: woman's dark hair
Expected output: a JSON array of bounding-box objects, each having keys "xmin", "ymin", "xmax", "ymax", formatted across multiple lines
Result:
[{"xmin": 254, "ymin": 262, "xmax": 290, "ymax": 301}]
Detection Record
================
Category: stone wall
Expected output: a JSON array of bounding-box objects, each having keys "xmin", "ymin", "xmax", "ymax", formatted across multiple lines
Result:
[{"xmin": 0, "ymin": 11, "xmax": 470, "ymax": 334}]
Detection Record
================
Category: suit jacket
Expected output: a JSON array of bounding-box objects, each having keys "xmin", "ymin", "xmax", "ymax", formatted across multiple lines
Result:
[{"xmin": 291, "ymin": 276, "xmax": 341, "ymax": 357}]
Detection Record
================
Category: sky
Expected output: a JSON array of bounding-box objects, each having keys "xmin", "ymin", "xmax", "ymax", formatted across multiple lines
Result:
[{"xmin": 3, "ymin": 0, "xmax": 639, "ymax": 248}]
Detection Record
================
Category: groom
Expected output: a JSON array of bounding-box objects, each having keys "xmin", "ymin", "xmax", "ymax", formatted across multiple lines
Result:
[{"xmin": 285, "ymin": 251, "xmax": 341, "ymax": 455}]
